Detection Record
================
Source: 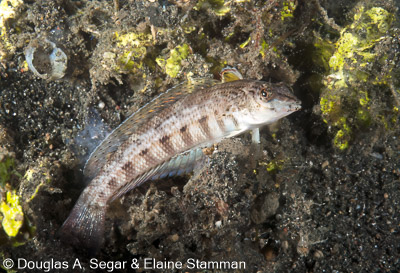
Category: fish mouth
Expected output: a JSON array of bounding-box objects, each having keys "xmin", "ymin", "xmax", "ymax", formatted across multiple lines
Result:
[
  {"xmin": 273, "ymin": 84, "xmax": 301, "ymax": 112},
  {"xmin": 269, "ymin": 99, "xmax": 301, "ymax": 113},
  {"xmin": 279, "ymin": 96, "xmax": 302, "ymax": 110},
  {"xmin": 270, "ymin": 91, "xmax": 301, "ymax": 113},
  {"xmin": 291, "ymin": 101, "xmax": 302, "ymax": 111}
]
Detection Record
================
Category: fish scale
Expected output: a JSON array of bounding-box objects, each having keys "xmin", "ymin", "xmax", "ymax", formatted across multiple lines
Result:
[{"xmin": 59, "ymin": 78, "xmax": 301, "ymax": 251}]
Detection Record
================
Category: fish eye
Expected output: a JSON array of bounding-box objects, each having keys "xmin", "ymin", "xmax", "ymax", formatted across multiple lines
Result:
[{"xmin": 261, "ymin": 88, "xmax": 269, "ymax": 99}]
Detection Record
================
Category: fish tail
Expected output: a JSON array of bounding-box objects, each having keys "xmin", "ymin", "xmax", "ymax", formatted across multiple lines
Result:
[{"xmin": 58, "ymin": 193, "xmax": 106, "ymax": 253}]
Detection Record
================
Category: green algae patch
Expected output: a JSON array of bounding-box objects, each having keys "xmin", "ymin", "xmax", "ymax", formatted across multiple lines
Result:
[
  {"xmin": 24, "ymin": 167, "xmax": 49, "ymax": 203},
  {"xmin": 0, "ymin": 191, "xmax": 23, "ymax": 237},
  {"xmin": 281, "ymin": 1, "xmax": 296, "ymax": 21},
  {"xmin": 156, "ymin": 44, "xmax": 191, "ymax": 78},
  {"xmin": 195, "ymin": 0, "xmax": 231, "ymax": 16},
  {"xmin": 0, "ymin": 0, "xmax": 23, "ymax": 61},
  {"xmin": 0, "ymin": 156, "xmax": 15, "ymax": 188},
  {"xmin": 206, "ymin": 56, "xmax": 227, "ymax": 76},
  {"xmin": 332, "ymin": 117, "xmax": 351, "ymax": 150},
  {"xmin": 328, "ymin": 32, "xmax": 358, "ymax": 72},
  {"xmin": 318, "ymin": 4, "xmax": 399, "ymax": 150},
  {"xmin": 114, "ymin": 31, "xmax": 153, "ymax": 73},
  {"xmin": 260, "ymin": 160, "xmax": 285, "ymax": 174},
  {"xmin": 0, "ymin": 154, "xmax": 24, "ymax": 238},
  {"xmin": 259, "ymin": 39, "xmax": 268, "ymax": 59},
  {"xmin": 328, "ymin": 7, "xmax": 393, "ymax": 74},
  {"xmin": 0, "ymin": 152, "xmax": 35, "ymax": 245},
  {"xmin": 239, "ymin": 36, "xmax": 251, "ymax": 49}
]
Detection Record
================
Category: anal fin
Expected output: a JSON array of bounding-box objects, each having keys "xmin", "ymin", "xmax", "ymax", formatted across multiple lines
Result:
[{"xmin": 110, "ymin": 148, "xmax": 206, "ymax": 202}]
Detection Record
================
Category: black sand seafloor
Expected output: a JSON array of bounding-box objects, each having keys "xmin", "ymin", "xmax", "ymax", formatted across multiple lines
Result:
[{"xmin": 0, "ymin": 0, "xmax": 399, "ymax": 272}]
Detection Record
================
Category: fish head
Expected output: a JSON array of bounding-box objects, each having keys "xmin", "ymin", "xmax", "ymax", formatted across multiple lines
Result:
[{"xmin": 243, "ymin": 81, "xmax": 301, "ymax": 126}]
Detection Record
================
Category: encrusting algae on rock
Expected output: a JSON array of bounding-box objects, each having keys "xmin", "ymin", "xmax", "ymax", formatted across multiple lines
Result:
[
  {"xmin": 0, "ymin": 0, "xmax": 23, "ymax": 62},
  {"xmin": 0, "ymin": 190, "xmax": 23, "ymax": 237},
  {"xmin": 156, "ymin": 44, "xmax": 191, "ymax": 78},
  {"xmin": 0, "ymin": 154, "xmax": 23, "ymax": 238},
  {"xmin": 194, "ymin": 0, "xmax": 231, "ymax": 16},
  {"xmin": 114, "ymin": 31, "xmax": 153, "ymax": 73},
  {"xmin": 317, "ymin": 4, "xmax": 399, "ymax": 149}
]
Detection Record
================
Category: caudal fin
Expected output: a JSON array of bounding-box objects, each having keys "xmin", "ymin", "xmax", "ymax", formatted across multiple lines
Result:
[{"xmin": 58, "ymin": 195, "xmax": 106, "ymax": 253}]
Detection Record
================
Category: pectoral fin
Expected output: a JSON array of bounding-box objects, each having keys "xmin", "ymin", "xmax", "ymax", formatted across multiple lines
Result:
[{"xmin": 252, "ymin": 128, "xmax": 260, "ymax": 144}]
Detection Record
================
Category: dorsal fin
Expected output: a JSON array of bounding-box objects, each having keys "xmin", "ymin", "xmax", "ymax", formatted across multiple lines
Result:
[
  {"xmin": 83, "ymin": 78, "xmax": 219, "ymax": 180},
  {"xmin": 220, "ymin": 66, "xmax": 243, "ymax": 82}
]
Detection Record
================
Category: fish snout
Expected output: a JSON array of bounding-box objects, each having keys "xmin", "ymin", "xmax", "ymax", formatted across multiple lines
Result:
[{"xmin": 274, "ymin": 85, "xmax": 302, "ymax": 112}]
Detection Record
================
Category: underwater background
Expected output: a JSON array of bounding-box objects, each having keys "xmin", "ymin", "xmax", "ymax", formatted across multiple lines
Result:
[{"xmin": 0, "ymin": 0, "xmax": 399, "ymax": 271}]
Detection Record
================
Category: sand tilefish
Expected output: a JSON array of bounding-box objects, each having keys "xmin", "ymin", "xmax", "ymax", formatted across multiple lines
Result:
[{"xmin": 60, "ymin": 69, "xmax": 301, "ymax": 250}]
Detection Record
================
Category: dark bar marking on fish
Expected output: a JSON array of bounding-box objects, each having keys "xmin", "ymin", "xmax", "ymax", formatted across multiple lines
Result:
[
  {"xmin": 230, "ymin": 115, "xmax": 239, "ymax": 129},
  {"xmin": 139, "ymin": 148, "xmax": 148, "ymax": 156},
  {"xmin": 216, "ymin": 118, "xmax": 225, "ymax": 132},
  {"xmin": 121, "ymin": 162, "xmax": 133, "ymax": 173},
  {"xmin": 143, "ymin": 150, "xmax": 158, "ymax": 166},
  {"xmin": 198, "ymin": 116, "xmax": 211, "ymax": 138},
  {"xmin": 199, "ymin": 116, "xmax": 208, "ymax": 123},
  {"xmin": 180, "ymin": 125, "xmax": 194, "ymax": 147},
  {"xmin": 180, "ymin": 125, "xmax": 187, "ymax": 133},
  {"xmin": 109, "ymin": 178, "xmax": 118, "ymax": 189},
  {"xmin": 159, "ymin": 135, "xmax": 170, "ymax": 144},
  {"xmin": 160, "ymin": 134, "xmax": 176, "ymax": 155}
]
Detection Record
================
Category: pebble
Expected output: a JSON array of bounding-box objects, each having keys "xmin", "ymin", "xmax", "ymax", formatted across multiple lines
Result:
[
  {"xmin": 370, "ymin": 152, "xmax": 383, "ymax": 160},
  {"xmin": 98, "ymin": 101, "xmax": 105, "ymax": 109},
  {"xmin": 314, "ymin": 249, "xmax": 324, "ymax": 259}
]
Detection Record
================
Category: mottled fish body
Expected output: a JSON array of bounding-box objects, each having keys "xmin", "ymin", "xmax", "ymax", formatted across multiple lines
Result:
[{"xmin": 60, "ymin": 77, "xmax": 301, "ymax": 250}]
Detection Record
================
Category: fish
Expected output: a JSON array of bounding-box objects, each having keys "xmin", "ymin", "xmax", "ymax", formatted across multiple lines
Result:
[{"xmin": 59, "ymin": 70, "xmax": 301, "ymax": 251}]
